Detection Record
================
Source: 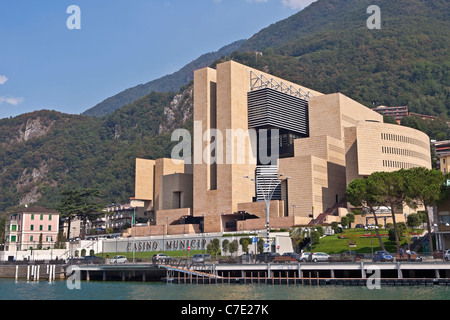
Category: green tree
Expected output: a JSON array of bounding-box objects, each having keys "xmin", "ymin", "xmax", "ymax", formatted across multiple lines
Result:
[
  {"xmin": 56, "ymin": 188, "xmax": 104, "ymax": 240},
  {"xmin": 346, "ymin": 175, "xmax": 387, "ymax": 251},
  {"xmin": 406, "ymin": 213, "xmax": 421, "ymax": 228},
  {"xmin": 229, "ymin": 240, "xmax": 239, "ymax": 256},
  {"xmin": 257, "ymin": 238, "xmax": 265, "ymax": 254},
  {"xmin": 346, "ymin": 212, "xmax": 355, "ymax": 228},
  {"xmin": 221, "ymin": 239, "xmax": 229, "ymax": 256},
  {"xmin": 370, "ymin": 170, "xmax": 408, "ymax": 255},
  {"xmin": 38, "ymin": 233, "xmax": 43, "ymax": 250},
  {"xmin": 207, "ymin": 238, "xmax": 221, "ymax": 259},
  {"xmin": 239, "ymin": 238, "xmax": 250, "ymax": 253},
  {"xmin": 405, "ymin": 167, "xmax": 445, "ymax": 254},
  {"xmin": 341, "ymin": 216, "xmax": 349, "ymax": 228}
]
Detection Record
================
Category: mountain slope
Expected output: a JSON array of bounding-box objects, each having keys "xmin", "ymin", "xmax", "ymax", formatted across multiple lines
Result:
[
  {"xmin": 0, "ymin": 87, "xmax": 193, "ymax": 211},
  {"xmin": 236, "ymin": 0, "xmax": 450, "ymax": 117},
  {"xmin": 82, "ymin": 40, "xmax": 245, "ymax": 118},
  {"xmin": 1, "ymin": 0, "xmax": 449, "ymax": 212}
]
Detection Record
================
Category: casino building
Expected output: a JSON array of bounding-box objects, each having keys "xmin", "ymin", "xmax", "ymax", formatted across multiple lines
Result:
[{"xmin": 130, "ymin": 61, "xmax": 432, "ymax": 236}]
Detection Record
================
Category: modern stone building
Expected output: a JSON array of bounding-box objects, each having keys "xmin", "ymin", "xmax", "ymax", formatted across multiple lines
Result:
[{"xmin": 132, "ymin": 61, "xmax": 432, "ymax": 235}]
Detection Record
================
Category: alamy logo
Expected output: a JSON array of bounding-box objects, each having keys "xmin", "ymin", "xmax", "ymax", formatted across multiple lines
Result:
[
  {"xmin": 67, "ymin": 5, "xmax": 81, "ymax": 30},
  {"xmin": 171, "ymin": 121, "xmax": 280, "ymax": 165},
  {"xmin": 367, "ymin": 5, "xmax": 381, "ymax": 30},
  {"xmin": 366, "ymin": 266, "xmax": 381, "ymax": 289},
  {"xmin": 66, "ymin": 265, "xmax": 81, "ymax": 290}
]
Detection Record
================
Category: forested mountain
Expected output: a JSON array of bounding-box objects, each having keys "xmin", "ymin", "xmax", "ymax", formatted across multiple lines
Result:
[
  {"xmin": 236, "ymin": 0, "xmax": 449, "ymax": 117},
  {"xmin": 0, "ymin": 88, "xmax": 192, "ymax": 211},
  {"xmin": 0, "ymin": 0, "xmax": 448, "ymax": 211},
  {"xmin": 81, "ymin": 40, "xmax": 245, "ymax": 118}
]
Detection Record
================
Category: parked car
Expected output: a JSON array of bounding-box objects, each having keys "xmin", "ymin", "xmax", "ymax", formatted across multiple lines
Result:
[
  {"xmin": 373, "ymin": 251, "xmax": 394, "ymax": 262},
  {"xmin": 444, "ymin": 250, "xmax": 450, "ymax": 261},
  {"xmin": 281, "ymin": 252, "xmax": 302, "ymax": 261},
  {"xmin": 311, "ymin": 252, "xmax": 329, "ymax": 262},
  {"xmin": 152, "ymin": 253, "xmax": 172, "ymax": 263},
  {"xmin": 192, "ymin": 254, "xmax": 211, "ymax": 264},
  {"xmin": 300, "ymin": 252, "xmax": 329, "ymax": 262},
  {"xmin": 300, "ymin": 252, "xmax": 312, "ymax": 262},
  {"xmin": 110, "ymin": 255, "xmax": 128, "ymax": 264},
  {"xmin": 255, "ymin": 252, "xmax": 279, "ymax": 263},
  {"xmin": 80, "ymin": 256, "xmax": 103, "ymax": 264},
  {"xmin": 410, "ymin": 251, "xmax": 423, "ymax": 262}
]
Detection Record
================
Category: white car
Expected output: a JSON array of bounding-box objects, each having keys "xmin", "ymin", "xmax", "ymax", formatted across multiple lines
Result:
[
  {"xmin": 300, "ymin": 252, "xmax": 311, "ymax": 262},
  {"xmin": 300, "ymin": 252, "xmax": 329, "ymax": 262},
  {"xmin": 312, "ymin": 252, "xmax": 329, "ymax": 262},
  {"xmin": 110, "ymin": 255, "xmax": 128, "ymax": 264},
  {"xmin": 444, "ymin": 250, "xmax": 450, "ymax": 261}
]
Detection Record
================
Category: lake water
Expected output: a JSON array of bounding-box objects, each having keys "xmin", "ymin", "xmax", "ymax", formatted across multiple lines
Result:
[{"xmin": 1, "ymin": 278, "xmax": 450, "ymax": 301}]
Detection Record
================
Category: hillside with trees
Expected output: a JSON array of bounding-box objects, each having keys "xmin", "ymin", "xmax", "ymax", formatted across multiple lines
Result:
[{"xmin": 0, "ymin": 0, "xmax": 449, "ymax": 212}]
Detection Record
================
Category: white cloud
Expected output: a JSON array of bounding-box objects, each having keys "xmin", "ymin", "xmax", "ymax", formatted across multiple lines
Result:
[
  {"xmin": 281, "ymin": 0, "xmax": 317, "ymax": 10},
  {"xmin": 0, "ymin": 96, "xmax": 24, "ymax": 106},
  {"xmin": 0, "ymin": 75, "xmax": 8, "ymax": 85}
]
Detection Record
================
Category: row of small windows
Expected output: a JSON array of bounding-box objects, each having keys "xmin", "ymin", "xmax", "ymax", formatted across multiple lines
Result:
[
  {"xmin": 7, "ymin": 235, "xmax": 54, "ymax": 243},
  {"xmin": 9, "ymin": 214, "xmax": 52, "ymax": 221},
  {"xmin": 381, "ymin": 133, "xmax": 428, "ymax": 149},
  {"xmin": 381, "ymin": 146, "xmax": 430, "ymax": 161},
  {"xmin": 382, "ymin": 160, "xmax": 418, "ymax": 169},
  {"xmin": 9, "ymin": 224, "xmax": 52, "ymax": 231}
]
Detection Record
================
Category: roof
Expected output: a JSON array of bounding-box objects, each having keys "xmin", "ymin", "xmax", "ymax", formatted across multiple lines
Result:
[{"xmin": 11, "ymin": 206, "xmax": 59, "ymax": 214}]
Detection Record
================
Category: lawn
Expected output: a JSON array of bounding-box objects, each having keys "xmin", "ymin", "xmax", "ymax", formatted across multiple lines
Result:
[
  {"xmin": 312, "ymin": 228, "xmax": 418, "ymax": 254},
  {"xmin": 96, "ymin": 250, "xmax": 205, "ymax": 260}
]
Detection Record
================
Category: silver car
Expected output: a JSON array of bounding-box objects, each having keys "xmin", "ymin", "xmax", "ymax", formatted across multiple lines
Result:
[
  {"xmin": 110, "ymin": 255, "xmax": 128, "ymax": 264},
  {"xmin": 311, "ymin": 252, "xmax": 329, "ymax": 262},
  {"xmin": 444, "ymin": 250, "xmax": 450, "ymax": 261}
]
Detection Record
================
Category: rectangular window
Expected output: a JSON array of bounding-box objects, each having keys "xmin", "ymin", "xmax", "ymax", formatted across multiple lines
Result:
[
  {"xmin": 11, "ymin": 225, "xmax": 17, "ymax": 231},
  {"xmin": 48, "ymin": 214, "xmax": 52, "ymax": 221},
  {"xmin": 30, "ymin": 225, "xmax": 34, "ymax": 231},
  {"xmin": 39, "ymin": 225, "xmax": 43, "ymax": 231},
  {"xmin": 31, "ymin": 214, "xmax": 34, "ymax": 220},
  {"xmin": 30, "ymin": 235, "xmax": 33, "ymax": 242},
  {"xmin": 11, "ymin": 236, "xmax": 16, "ymax": 242},
  {"xmin": 48, "ymin": 225, "xmax": 52, "ymax": 231},
  {"xmin": 40, "ymin": 214, "xmax": 43, "ymax": 220}
]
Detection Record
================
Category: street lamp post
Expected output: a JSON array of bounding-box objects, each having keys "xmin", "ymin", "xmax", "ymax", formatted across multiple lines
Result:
[
  {"xmin": 365, "ymin": 225, "xmax": 378, "ymax": 261},
  {"xmin": 303, "ymin": 227, "xmax": 317, "ymax": 261},
  {"xmin": 244, "ymin": 174, "xmax": 290, "ymax": 253}
]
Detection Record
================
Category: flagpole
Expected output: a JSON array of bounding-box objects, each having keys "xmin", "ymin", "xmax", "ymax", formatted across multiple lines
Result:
[{"xmin": 133, "ymin": 207, "xmax": 136, "ymax": 264}]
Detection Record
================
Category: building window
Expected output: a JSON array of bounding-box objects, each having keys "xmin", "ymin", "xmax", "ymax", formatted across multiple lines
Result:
[
  {"xmin": 48, "ymin": 225, "xmax": 52, "ymax": 231},
  {"xmin": 39, "ymin": 225, "xmax": 43, "ymax": 231},
  {"xmin": 11, "ymin": 236, "xmax": 16, "ymax": 242},
  {"xmin": 49, "ymin": 215, "xmax": 52, "ymax": 221},
  {"xmin": 30, "ymin": 236, "xmax": 33, "ymax": 242},
  {"xmin": 11, "ymin": 225, "xmax": 16, "ymax": 231},
  {"xmin": 40, "ymin": 214, "xmax": 43, "ymax": 220},
  {"xmin": 31, "ymin": 214, "xmax": 34, "ymax": 220},
  {"xmin": 30, "ymin": 225, "xmax": 34, "ymax": 231}
]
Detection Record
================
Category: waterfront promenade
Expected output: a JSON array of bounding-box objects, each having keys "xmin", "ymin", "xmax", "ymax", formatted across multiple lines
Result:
[{"xmin": 64, "ymin": 260, "xmax": 450, "ymax": 286}]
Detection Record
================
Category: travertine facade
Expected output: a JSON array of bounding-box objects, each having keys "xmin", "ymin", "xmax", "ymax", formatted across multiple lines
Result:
[
  {"xmin": 192, "ymin": 61, "xmax": 431, "ymax": 232},
  {"xmin": 133, "ymin": 61, "xmax": 432, "ymax": 234}
]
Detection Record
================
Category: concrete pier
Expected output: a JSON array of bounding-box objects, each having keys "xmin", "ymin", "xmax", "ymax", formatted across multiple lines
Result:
[{"xmin": 64, "ymin": 261, "xmax": 450, "ymax": 286}]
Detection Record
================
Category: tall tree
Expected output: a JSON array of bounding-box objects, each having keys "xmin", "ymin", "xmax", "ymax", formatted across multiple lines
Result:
[
  {"xmin": 370, "ymin": 171, "xmax": 408, "ymax": 255},
  {"xmin": 56, "ymin": 188, "xmax": 103, "ymax": 240},
  {"xmin": 405, "ymin": 167, "xmax": 445, "ymax": 254},
  {"xmin": 346, "ymin": 177, "xmax": 386, "ymax": 251}
]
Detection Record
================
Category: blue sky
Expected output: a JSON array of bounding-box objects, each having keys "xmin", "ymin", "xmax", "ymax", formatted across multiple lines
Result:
[{"xmin": 0, "ymin": 0, "xmax": 316, "ymax": 120}]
